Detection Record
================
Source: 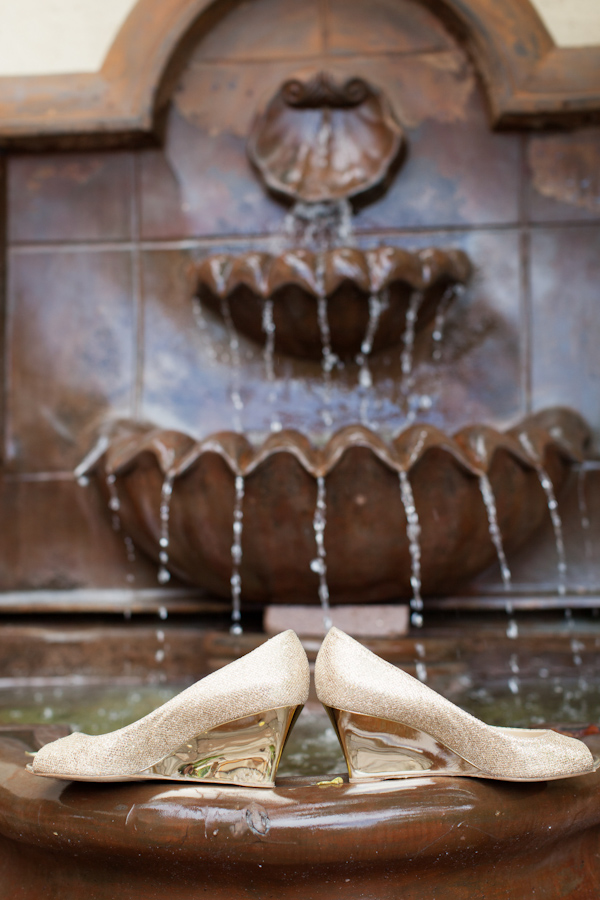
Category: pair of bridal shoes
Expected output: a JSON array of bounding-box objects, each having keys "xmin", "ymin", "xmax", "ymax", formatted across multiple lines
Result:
[{"xmin": 28, "ymin": 627, "xmax": 598, "ymax": 788}]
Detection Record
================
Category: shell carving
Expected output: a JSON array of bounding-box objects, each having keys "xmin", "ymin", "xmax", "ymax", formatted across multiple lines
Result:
[{"xmin": 247, "ymin": 73, "xmax": 405, "ymax": 204}]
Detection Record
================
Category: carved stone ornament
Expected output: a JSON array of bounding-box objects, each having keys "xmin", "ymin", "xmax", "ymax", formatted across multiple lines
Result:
[
  {"xmin": 96, "ymin": 408, "xmax": 588, "ymax": 606},
  {"xmin": 247, "ymin": 72, "xmax": 405, "ymax": 204}
]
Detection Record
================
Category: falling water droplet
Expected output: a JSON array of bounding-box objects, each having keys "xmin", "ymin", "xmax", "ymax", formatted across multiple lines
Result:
[
  {"xmin": 123, "ymin": 534, "xmax": 137, "ymax": 585},
  {"xmin": 124, "ymin": 535, "xmax": 136, "ymax": 564},
  {"xmin": 105, "ymin": 473, "xmax": 121, "ymax": 530},
  {"xmin": 415, "ymin": 661, "xmax": 428, "ymax": 682},
  {"xmin": 230, "ymin": 474, "xmax": 245, "ymax": 635},
  {"xmin": 506, "ymin": 619, "xmax": 519, "ymax": 640}
]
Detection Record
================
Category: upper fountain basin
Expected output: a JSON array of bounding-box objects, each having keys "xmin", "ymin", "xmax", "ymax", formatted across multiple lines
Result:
[
  {"xmin": 97, "ymin": 408, "xmax": 588, "ymax": 605},
  {"xmin": 194, "ymin": 246, "xmax": 471, "ymax": 360}
]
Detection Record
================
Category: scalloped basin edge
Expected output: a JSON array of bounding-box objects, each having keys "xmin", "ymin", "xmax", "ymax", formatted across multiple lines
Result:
[
  {"xmin": 96, "ymin": 407, "xmax": 589, "ymax": 605},
  {"xmin": 194, "ymin": 246, "xmax": 471, "ymax": 360}
]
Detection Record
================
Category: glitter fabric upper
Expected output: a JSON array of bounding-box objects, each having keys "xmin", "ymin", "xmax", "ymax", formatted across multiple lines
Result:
[
  {"xmin": 31, "ymin": 630, "xmax": 309, "ymax": 779},
  {"xmin": 316, "ymin": 628, "xmax": 594, "ymax": 780}
]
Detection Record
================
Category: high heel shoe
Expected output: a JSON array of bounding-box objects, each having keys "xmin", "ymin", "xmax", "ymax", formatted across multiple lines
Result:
[
  {"xmin": 316, "ymin": 627, "xmax": 599, "ymax": 783},
  {"xmin": 27, "ymin": 630, "xmax": 309, "ymax": 788}
]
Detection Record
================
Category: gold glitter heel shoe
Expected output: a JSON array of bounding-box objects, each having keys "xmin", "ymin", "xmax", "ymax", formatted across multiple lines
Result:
[
  {"xmin": 27, "ymin": 630, "xmax": 309, "ymax": 787},
  {"xmin": 316, "ymin": 628, "xmax": 599, "ymax": 783}
]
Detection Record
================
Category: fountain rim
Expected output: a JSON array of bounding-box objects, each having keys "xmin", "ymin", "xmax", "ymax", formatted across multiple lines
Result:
[
  {"xmin": 193, "ymin": 246, "xmax": 472, "ymax": 300},
  {"xmin": 3, "ymin": 727, "xmax": 600, "ymax": 870},
  {"xmin": 87, "ymin": 407, "xmax": 588, "ymax": 483}
]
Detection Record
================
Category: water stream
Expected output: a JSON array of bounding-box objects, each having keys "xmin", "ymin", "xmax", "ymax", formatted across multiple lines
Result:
[
  {"xmin": 262, "ymin": 298, "xmax": 282, "ymax": 433},
  {"xmin": 401, "ymin": 289, "xmax": 424, "ymax": 384},
  {"xmin": 123, "ymin": 535, "xmax": 136, "ymax": 585},
  {"xmin": 230, "ymin": 475, "xmax": 246, "ymax": 635},
  {"xmin": 414, "ymin": 642, "xmax": 427, "ymax": 683},
  {"xmin": 191, "ymin": 296, "xmax": 218, "ymax": 362},
  {"xmin": 518, "ymin": 433, "xmax": 567, "ymax": 596},
  {"xmin": 283, "ymin": 199, "xmax": 354, "ymax": 251},
  {"xmin": 400, "ymin": 289, "xmax": 425, "ymax": 424},
  {"xmin": 311, "ymin": 475, "xmax": 332, "ymax": 630},
  {"xmin": 102, "ymin": 470, "xmax": 138, "ymax": 587},
  {"xmin": 518, "ymin": 433, "xmax": 585, "ymax": 678},
  {"xmin": 315, "ymin": 256, "xmax": 337, "ymax": 430},
  {"xmin": 355, "ymin": 290, "xmax": 387, "ymax": 426},
  {"xmin": 74, "ymin": 439, "xmax": 134, "ymax": 588},
  {"xmin": 398, "ymin": 470, "xmax": 424, "ymax": 631},
  {"xmin": 155, "ymin": 627, "xmax": 166, "ymax": 665},
  {"xmin": 432, "ymin": 284, "xmax": 462, "ymax": 362},
  {"xmin": 478, "ymin": 474, "xmax": 512, "ymax": 592},
  {"xmin": 105, "ymin": 474, "xmax": 121, "ymax": 531},
  {"xmin": 157, "ymin": 473, "xmax": 175, "ymax": 585},
  {"xmin": 577, "ymin": 465, "xmax": 594, "ymax": 568},
  {"xmin": 477, "ymin": 473, "xmax": 519, "ymax": 672},
  {"xmin": 477, "ymin": 461, "xmax": 518, "ymax": 690},
  {"xmin": 219, "ymin": 296, "xmax": 244, "ymax": 432}
]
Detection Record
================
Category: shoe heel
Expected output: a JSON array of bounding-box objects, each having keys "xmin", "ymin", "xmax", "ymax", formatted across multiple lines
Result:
[
  {"xmin": 325, "ymin": 706, "xmax": 480, "ymax": 783},
  {"xmin": 140, "ymin": 705, "xmax": 302, "ymax": 787}
]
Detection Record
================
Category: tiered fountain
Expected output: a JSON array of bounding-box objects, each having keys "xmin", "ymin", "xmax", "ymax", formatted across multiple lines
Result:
[
  {"xmin": 85, "ymin": 72, "xmax": 590, "ymax": 637},
  {"xmin": 2, "ymin": 70, "xmax": 599, "ymax": 900}
]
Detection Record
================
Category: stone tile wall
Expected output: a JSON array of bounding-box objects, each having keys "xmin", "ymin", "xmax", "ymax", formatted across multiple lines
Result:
[{"xmin": 1, "ymin": 0, "xmax": 599, "ymax": 599}]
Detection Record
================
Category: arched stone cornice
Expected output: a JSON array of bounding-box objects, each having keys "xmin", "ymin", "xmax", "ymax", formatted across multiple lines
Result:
[{"xmin": 0, "ymin": 0, "xmax": 598, "ymax": 148}]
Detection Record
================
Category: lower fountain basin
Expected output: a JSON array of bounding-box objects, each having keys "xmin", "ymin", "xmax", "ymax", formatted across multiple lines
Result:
[
  {"xmin": 2, "ymin": 722, "xmax": 600, "ymax": 900},
  {"xmin": 97, "ymin": 407, "xmax": 589, "ymax": 604}
]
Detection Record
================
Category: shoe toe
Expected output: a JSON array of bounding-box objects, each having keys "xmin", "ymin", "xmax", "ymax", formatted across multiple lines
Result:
[
  {"xmin": 32, "ymin": 732, "xmax": 94, "ymax": 777},
  {"xmin": 510, "ymin": 730, "xmax": 595, "ymax": 780}
]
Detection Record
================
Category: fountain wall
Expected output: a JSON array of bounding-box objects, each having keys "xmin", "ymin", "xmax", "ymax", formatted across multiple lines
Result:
[{"xmin": 0, "ymin": 0, "xmax": 598, "ymax": 612}]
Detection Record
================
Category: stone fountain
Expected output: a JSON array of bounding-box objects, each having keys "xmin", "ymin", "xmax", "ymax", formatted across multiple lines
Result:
[
  {"xmin": 0, "ymin": 16, "xmax": 599, "ymax": 900},
  {"xmin": 79, "ymin": 72, "xmax": 590, "ymax": 638}
]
